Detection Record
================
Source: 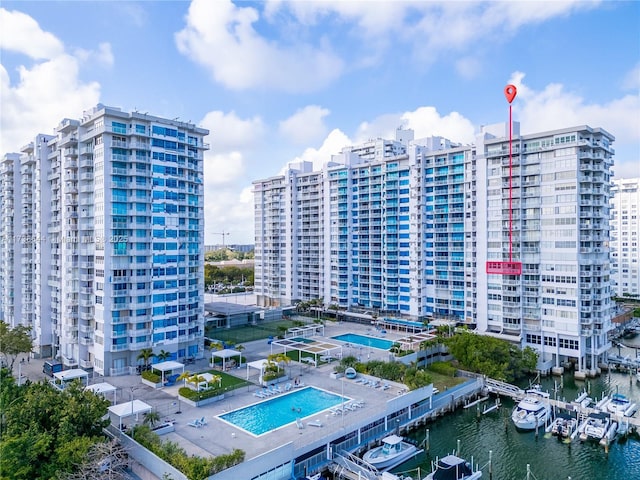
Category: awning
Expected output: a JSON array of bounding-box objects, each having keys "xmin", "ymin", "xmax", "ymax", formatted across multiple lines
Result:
[
  {"xmin": 108, "ymin": 400, "xmax": 152, "ymax": 429},
  {"xmin": 85, "ymin": 382, "xmax": 117, "ymax": 403},
  {"xmin": 211, "ymin": 349, "xmax": 242, "ymax": 371},
  {"xmin": 151, "ymin": 360, "xmax": 185, "ymax": 383}
]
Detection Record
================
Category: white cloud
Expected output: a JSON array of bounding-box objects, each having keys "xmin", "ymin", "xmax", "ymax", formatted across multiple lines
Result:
[
  {"xmin": 199, "ymin": 110, "xmax": 266, "ymax": 243},
  {"xmin": 175, "ymin": 0, "xmax": 344, "ymax": 93},
  {"xmin": 0, "ymin": 9, "xmax": 104, "ymax": 154},
  {"xmin": 508, "ymin": 71, "xmax": 640, "ymax": 179},
  {"xmin": 455, "ymin": 57, "xmax": 482, "ymax": 79},
  {"xmin": 279, "ymin": 105, "xmax": 330, "ymax": 145},
  {"xmin": 204, "ymin": 185, "xmax": 256, "ymax": 245},
  {"xmin": 1, "ymin": 56, "xmax": 101, "ymax": 154},
  {"xmin": 353, "ymin": 107, "xmax": 476, "ymax": 145},
  {"xmin": 265, "ymin": 1, "xmax": 599, "ymax": 63},
  {"xmin": 203, "ymin": 151, "xmax": 245, "ymax": 187},
  {"xmin": 285, "ymin": 128, "xmax": 352, "ymax": 172},
  {"xmin": 74, "ymin": 42, "xmax": 114, "ymax": 68},
  {"xmin": 622, "ymin": 63, "xmax": 640, "ymax": 91},
  {"xmin": 200, "ymin": 110, "xmax": 265, "ymax": 152},
  {"xmin": 0, "ymin": 8, "xmax": 64, "ymax": 59}
]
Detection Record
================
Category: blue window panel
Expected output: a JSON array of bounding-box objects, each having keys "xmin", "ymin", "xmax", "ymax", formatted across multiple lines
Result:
[
  {"xmin": 400, "ymin": 286, "xmax": 410, "ymax": 292},
  {"xmin": 399, "ymin": 278, "xmax": 410, "ymax": 284},
  {"xmin": 153, "ymin": 333, "xmax": 165, "ymax": 342},
  {"xmin": 400, "ymin": 304, "xmax": 410, "ymax": 311}
]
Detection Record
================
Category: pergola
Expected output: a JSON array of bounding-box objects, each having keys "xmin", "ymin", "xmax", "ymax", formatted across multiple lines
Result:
[
  {"xmin": 396, "ymin": 331, "xmax": 437, "ymax": 351},
  {"xmin": 52, "ymin": 368, "xmax": 90, "ymax": 390},
  {"xmin": 85, "ymin": 382, "xmax": 117, "ymax": 403},
  {"xmin": 186, "ymin": 372, "xmax": 221, "ymax": 391},
  {"xmin": 270, "ymin": 338, "xmax": 343, "ymax": 367},
  {"xmin": 285, "ymin": 324, "xmax": 325, "ymax": 339},
  {"xmin": 211, "ymin": 349, "xmax": 243, "ymax": 371},
  {"xmin": 108, "ymin": 400, "xmax": 152, "ymax": 430},
  {"xmin": 246, "ymin": 359, "xmax": 269, "ymax": 380},
  {"xmin": 151, "ymin": 360, "xmax": 185, "ymax": 384}
]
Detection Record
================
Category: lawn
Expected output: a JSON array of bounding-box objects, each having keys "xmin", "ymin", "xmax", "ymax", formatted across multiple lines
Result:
[{"xmin": 426, "ymin": 368, "xmax": 467, "ymax": 391}]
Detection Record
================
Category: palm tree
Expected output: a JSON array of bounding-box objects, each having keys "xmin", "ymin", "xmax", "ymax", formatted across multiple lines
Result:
[
  {"xmin": 136, "ymin": 348, "xmax": 154, "ymax": 371},
  {"xmin": 156, "ymin": 349, "xmax": 171, "ymax": 362},
  {"xmin": 208, "ymin": 374, "xmax": 222, "ymax": 391},
  {"xmin": 143, "ymin": 410, "xmax": 161, "ymax": 429},
  {"xmin": 188, "ymin": 374, "xmax": 207, "ymax": 392},
  {"xmin": 268, "ymin": 353, "xmax": 291, "ymax": 376},
  {"xmin": 176, "ymin": 370, "xmax": 192, "ymax": 387}
]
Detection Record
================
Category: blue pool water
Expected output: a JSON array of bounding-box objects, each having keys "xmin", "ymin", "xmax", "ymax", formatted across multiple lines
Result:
[
  {"xmin": 331, "ymin": 333, "xmax": 394, "ymax": 350},
  {"xmin": 218, "ymin": 387, "xmax": 346, "ymax": 436},
  {"xmin": 382, "ymin": 317, "xmax": 430, "ymax": 329}
]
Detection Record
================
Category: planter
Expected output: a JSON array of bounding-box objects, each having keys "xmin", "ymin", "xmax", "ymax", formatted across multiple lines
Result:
[
  {"xmin": 260, "ymin": 375, "xmax": 289, "ymax": 387},
  {"xmin": 151, "ymin": 422, "xmax": 175, "ymax": 435},
  {"xmin": 330, "ymin": 372, "xmax": 343, "ymax": 379},
  {"xmin": 141, "ymin": 378, "xmax": 163, "ymax": 389},
  {"xmin": 178, "ymin": 393, "xmax": 225, "ymax": 408}
]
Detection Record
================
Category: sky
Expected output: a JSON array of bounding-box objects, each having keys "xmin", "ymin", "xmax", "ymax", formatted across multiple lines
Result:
[{"xmin": 1, "ymin": 0, "xmax": 639, "ymax": 245}]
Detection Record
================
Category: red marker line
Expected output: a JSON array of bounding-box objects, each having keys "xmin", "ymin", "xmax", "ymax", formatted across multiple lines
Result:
[{"xmin": 504, "ymin": 85, "xmax": 517, "ymax": 264}]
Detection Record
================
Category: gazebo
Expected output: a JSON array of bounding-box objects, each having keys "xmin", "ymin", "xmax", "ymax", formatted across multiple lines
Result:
[
  {"xmin": 85, "ymin": 382, "xmax": 117, "ymax": 403},
  {"xmin": 151, "ymin": 360, "xmax": 185, "ymax": 384},
  {"xmin": 108, "ymin": 400, "xmax": 152, "ymax": 430},
  {"xmin": 211, "ymin": 349, "xmax": 243, "ymax": 371},
  {"xmin": 245, "ymin": 359, "xmax": 269, "ymax": 380},
  {"xmin": 52, "ymin": 368, "xmax": 90, "ymax": 390}
]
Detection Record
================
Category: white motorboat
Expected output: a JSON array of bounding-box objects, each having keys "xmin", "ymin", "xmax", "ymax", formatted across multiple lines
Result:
[
  {"xmin": 550, "ymin": 413, "xmax": 577, "ymax": 439},
  {"xmin": 361, "ymin": 434, "xmax": 420, "ymax": 471},
  {"xmin": 607, "ymin": 393, "xmax": 633, "ymax": 416},
  {"xmin": 423, "ymin": 454, "xmax": 483, "ymax": 480},
  {"xmin": 579, "ymin": 411, "xmax": 614, "ymax": 442},
  {"xmin": 511, "ymin": 388, "xmax": 551, "ymax": 430}
]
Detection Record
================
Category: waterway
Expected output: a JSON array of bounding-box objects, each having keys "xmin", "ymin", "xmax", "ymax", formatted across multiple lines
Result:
[{"xmin": 390, "ymin": 339, "xmax": 640, "ymax": 480}]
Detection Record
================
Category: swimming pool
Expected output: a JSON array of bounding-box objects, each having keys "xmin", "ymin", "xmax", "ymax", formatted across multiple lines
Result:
[
  {"xmin": 331, "ymin": 333, "xmax": 394, "ymax": 350},
  {"xmin": 382, "ymin": 317, "xmax": 430, "ymax": 329},
  {"xmin": 218, "ymin": 387, "xmax": 346, "ymax": 436}
]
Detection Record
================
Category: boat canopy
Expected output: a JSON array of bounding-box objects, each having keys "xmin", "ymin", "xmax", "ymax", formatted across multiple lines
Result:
[{"xmin": 432, "ymin": 455, "xmax": 473, "ymax": 480}]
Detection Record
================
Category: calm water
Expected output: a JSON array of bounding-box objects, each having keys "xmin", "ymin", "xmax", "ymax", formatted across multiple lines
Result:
[
  {"xmin": 331, "ymin": 333, "xmax": 394, "ymax": 350},
  {"xmin": 391, "ymin": 343, "xmax": 640, "ymax": 480},
  {"xmin": 218, "ymin": 386, "xmax": 345, "ymax": 436}
]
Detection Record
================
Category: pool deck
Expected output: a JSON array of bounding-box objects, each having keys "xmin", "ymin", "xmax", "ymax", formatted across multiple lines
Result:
[{"xmin": 102, "ymin": 321, "xmax": 410, "ymax": 462}]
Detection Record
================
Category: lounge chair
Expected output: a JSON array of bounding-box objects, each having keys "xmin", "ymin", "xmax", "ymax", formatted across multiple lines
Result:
[
  {"xmin": 307, "ymin": 419, "xmax": 323, "ymax": 427},
  {"xmin": 254, "ymin": 391, "xmax": 265, "ymax": 398},
  {"xmin": 285, "ymin": 383, "xmax": 292, "ymax": 391},
  {"xmin": 296, "ymin": 418, "xmax": 305, "ymax": 429},
  {"xmin": 188, "ymin": 419, "xmax": 201, "ymax": 428},
  {"xmin": 199, "ymin": 417, "xmax": 207, "ymax": 426}
]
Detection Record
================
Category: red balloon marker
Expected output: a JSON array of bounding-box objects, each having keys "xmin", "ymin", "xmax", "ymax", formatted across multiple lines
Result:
[{"xmin": 504, "ymin": 84, "xmax": 517, "ymax": 104}]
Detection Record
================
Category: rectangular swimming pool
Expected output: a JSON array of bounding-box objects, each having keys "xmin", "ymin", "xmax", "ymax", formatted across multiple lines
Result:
[
  {"xmin": 218, "ymin": 386, "xmax": 347, "ymax": 436},
  {"xmin": 331, "ymin": 333, "xmax": 394, "ymax": 350}
]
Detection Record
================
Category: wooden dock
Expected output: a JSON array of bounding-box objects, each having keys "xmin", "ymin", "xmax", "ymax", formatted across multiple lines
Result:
[{"xmin": 548, "ymin": 398, "xmax": 640, "ymax": 428}]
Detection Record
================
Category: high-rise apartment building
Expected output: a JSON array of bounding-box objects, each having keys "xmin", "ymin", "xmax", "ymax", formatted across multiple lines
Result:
[
  {"xmin": 254, "ymin": 124, "xmax": 615, "ymax": 375},
  {"xmin": 610, "ymin": 178, "xmax": 640, "ymax": 298},
  {"xmin": 0, "ymin": 104, "xmax": 209, "ymax": 376}
]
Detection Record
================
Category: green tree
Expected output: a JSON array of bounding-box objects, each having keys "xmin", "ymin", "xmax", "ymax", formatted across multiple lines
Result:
[
  {"xmin": 136, "ymin": 348, "xmax": 154, "ymax": 369},
  {"xmin": 0, "ymin": 321, "xmax": 33, "ymax": 374},
  {"xmin": 444, "ymin": 331, "xmax": 538, "ymax": 382},
  {"xmin": 143, "ymin": 410, "xmax": 162, "ymax": 429},
  {"xmin": 0, "ymin": 378, "xmax": 110, "ymax": 479},
  {"xmin": 156, "ymin": 349, "xmax": 171, "ymax": 362}
]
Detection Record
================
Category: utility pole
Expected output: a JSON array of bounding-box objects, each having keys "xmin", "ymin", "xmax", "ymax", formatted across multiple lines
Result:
[{"xmin": 211, "ymin": 231, "xmax": 230, "ymax": 249}]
